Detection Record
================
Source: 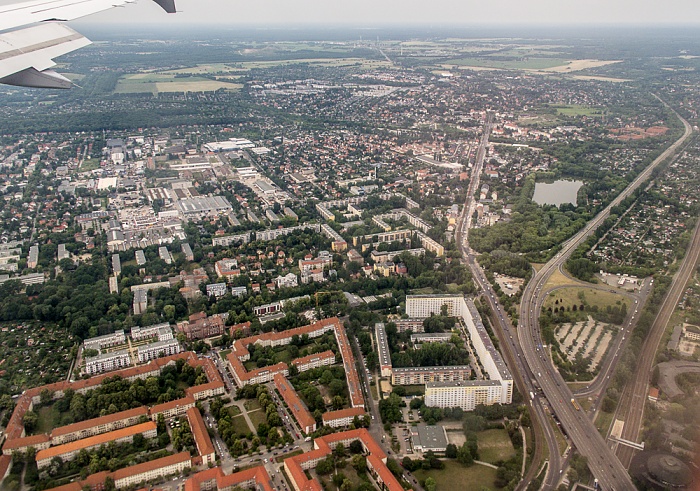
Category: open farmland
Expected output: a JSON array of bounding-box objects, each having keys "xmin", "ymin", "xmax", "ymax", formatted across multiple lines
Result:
[{"xmin": 115, "ymin": 73, "xmax": 242, "ymax": 95}]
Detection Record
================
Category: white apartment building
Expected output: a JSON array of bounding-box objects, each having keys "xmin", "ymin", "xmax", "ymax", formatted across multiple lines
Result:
[
  {"xmin": 206, "ymin": 283, "xmax": 228, "ymax": 298},
  {"xmin": 425, "ymin": 381, "xmax": 505, "ymax": 411},
  {"xmin": 83, "ymin": 329, "xmax": 126, "ymax": 351},
  {"xmin": 85, "ymin": 350, "xmax": 132, "ymax": 375},
  {"xmin": 391, "ymin": 366, "xmax": 471, "ymax": 386},
  {"xmin": 131, "ymin": 322, "xmax": 170, "ymax": 342},
  {"xmin": 291, "ymin": 350, "xmax": 335, "ymax": 372},
  {"xmin": 406, "ymin": 295, "xmax": 513, "ymax": 407},
  {"xmin": 137, "ymin": 339, "xmax": 180, "ymax": 363},
  {"xmin": 375, "ymin": 323, "xmax": 393, "ymax": 378}
]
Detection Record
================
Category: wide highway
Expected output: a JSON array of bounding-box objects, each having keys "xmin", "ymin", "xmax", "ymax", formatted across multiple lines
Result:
[
  {"xmin": 518, "ymin": 97, "xmax": 693, "ymax": 490},
  {"xmin": 457, "ymin": 113, "xmax": 563, "ymax": 490}
]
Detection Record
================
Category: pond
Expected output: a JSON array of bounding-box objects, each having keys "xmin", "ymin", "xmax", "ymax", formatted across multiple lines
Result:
[{"xmin": 532, "ymin": 180, "xmax": 584, "ymax": 207}]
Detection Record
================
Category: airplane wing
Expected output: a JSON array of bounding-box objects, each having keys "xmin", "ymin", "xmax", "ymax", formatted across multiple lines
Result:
[{"xmin": 0, "ymin": 0, "xmax": 176, "ymax": 89}]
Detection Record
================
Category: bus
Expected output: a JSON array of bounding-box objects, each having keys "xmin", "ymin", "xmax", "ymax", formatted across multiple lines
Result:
[{"xmin": 571, "ymin": 398, "xmax": 581, "ymax": 411}]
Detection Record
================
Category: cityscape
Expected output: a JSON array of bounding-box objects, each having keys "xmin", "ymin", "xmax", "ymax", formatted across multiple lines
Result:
[{"xmin": 0, "ymin": 3, "xmax": 700, "ymax": 491}]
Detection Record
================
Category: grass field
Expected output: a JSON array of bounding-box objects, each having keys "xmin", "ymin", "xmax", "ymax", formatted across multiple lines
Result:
[
  {"xmin": 34, "ymin": 405, "xmax": 61, "ymax": 435},
  {"xmin": 595, "ymin": 410, "xmax": 615, "ymax": 438},
  {"xmin": 413, "ymin": 460, "xmax": 497, "ymax": 491},
  {"xmin": 247, "ymin": 408, "xmax": 267, "ymax": 429},
  {"xmin": 552, "ymin": 105, "xmax": 604, "ymax": 117},
  {"xmin": 230, "ymin": 413, "xmax": 252, "ymax": 436},
  {"xmin": 220, "ymin": 350, "xmax": 231, "ymax": 361},
  {"xmin": 544, "ymin": 287, "xmax": 628, "ymax": 314},
  {"xmin": 244, "ymin": 400, "xmax": 262, "ymax": 411},
  {"xmin": 79, "ymin": 158, "xmax": 100, "ymax": 172},
  {"xmin": 114, "ymin": 73, "xmax": 242, "ymax": 95},
  {"xmin": 228, "ymin": 405, "xmax": 242, "ymax": 416},
  {"xmin": 445, "ymin": 57, "xmax": 567, "ymax": 70},
  {"xmin": 476, "ymin": 429, "xmax": 516, "ymax": 464}
]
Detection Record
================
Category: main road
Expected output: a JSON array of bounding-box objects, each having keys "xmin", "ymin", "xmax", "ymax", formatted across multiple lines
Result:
[
  {"xmin": 518, "ymin": 97, "xmax": 693, "ymax": 491},
  {"xmin": 456, "ymin": 112, "xmax": 563, "ymax": 490}
]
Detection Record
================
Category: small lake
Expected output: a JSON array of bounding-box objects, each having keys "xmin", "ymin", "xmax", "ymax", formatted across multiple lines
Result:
[{"xmin": 532, "ymin": 180, "xmax": 584, "ymax": 207}]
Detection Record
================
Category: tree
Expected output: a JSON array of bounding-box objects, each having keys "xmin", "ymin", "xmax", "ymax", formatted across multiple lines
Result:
[
  {"xmin": 349, "ymin": 439, "xmax": 364, "ymax": 454},
  {"xmin": 457, "ymin": 443, "xmax": 473, "ymax": 466},
  {"xmin": 424, "ymin": 477, "xmax": 437, "ymax": 491},
  {"xmin": 351, "ymin": 454, "xmax": 367, "ymax": 473},
  {"xmin": 22, "ymin": 411, "xmax": 38, "ymax": 433},
  {"xmin": 446, "ymin": 443, "xmax": 457, "ymax": 459}
]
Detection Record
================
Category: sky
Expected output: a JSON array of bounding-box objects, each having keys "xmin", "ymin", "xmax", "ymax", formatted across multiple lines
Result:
[{"xmin": 67, "ymin": 0, "xmax": 700, "ymax": 27}]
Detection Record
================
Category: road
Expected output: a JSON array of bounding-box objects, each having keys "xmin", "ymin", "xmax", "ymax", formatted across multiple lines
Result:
[
  {"xmin": 455, "ymin": 114, "xmax": 563, "ymax": 490},
  {"xmin": 518, "ymin": 97, "xmax": 693, "ymax": 491},
  {"xmin": 614, "ymin": 210, "xmax": 700, "ymax": 467}
]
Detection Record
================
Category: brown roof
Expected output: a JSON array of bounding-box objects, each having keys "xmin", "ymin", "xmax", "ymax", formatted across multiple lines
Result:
[
  {"xmin": 51, "ymin": 407, "xmax": 148, "ymax": 438},
  {"xmin": 36, "ymin": 421, "xmax": 157, "ymax": 462}
]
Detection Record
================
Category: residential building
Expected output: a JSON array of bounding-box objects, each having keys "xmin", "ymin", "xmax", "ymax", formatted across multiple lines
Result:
[
  {"xmin": 177, "ymin": 312, "xmax": 225, "ymax": 340},
  {"xmin": 211, "ymin": 232, "xmax": 251, "ymax": 247},
  {"xmin": 133, "ymin": 289, "xmax": 148, "ymax": 315},
  {"xmin": 206, "ymin": 283, "xmax": 228, "ymax": 298},
  {"xmin": 424, "ymin": 380, "xmax": 506, "ymax": 411},
  {"xmin": 84, "ymin": 349, "xmax": 132, "ymax": 375},
  {"xmin": 291, "ymin": 350, "xmax": 335, "ymax": 372},
  {"xmin": 273, "ymin": 374, "xmax": 316, "ymax": 434},
  {"xmin": 83, "ymin": 330, "xmax": 126, "ymax": 351},
  {"xmin": 36, "ymin": 422, "xmax": 157, "ymax": 469},
  {"xmin": 137, "ymin": 339, "xmax": 181, "ymax": 363},
  {"xmin": 50, "ymin": 407, "xmax": 149, "ymax": 445},
  {"xmin": 321, "ymin": 407, "xmax": 366, "ymax": 428}
]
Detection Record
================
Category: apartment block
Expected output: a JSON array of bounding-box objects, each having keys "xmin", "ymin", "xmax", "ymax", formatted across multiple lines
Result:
[
  {"xmin": 137, "ymin": 339, "xmax": 181, "ymax": 363},
  {"xmin": 84, "ymin": 349, "xmax": 132, "ymax": 375}
]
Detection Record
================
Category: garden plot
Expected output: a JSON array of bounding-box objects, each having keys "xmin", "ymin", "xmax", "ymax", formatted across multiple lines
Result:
[{"xmin": 556, "ymin": 316, "xmax": 615, "ymax": 371}]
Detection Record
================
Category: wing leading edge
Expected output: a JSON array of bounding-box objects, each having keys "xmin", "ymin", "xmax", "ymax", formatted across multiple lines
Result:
[{"xmin": 0, "ymin": 0, "xmax": 176, "ymax": 89}]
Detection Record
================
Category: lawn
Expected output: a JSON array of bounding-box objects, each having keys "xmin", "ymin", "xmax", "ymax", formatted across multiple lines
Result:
[
  {"xmin": 413, "ymin": 460, "xmax": 498, "ymax": 491},
  {"xmin": 446, "ymin": 57, "xmax": 568, "ymax": 70},
  {"xmin": 244, "ymin": 400, "xmax": 261, "ymax": 411},
  {"xmin": 227, "ymin": 405, "xmax": 242, "ymax": 417},
  {"xmin": 219, "ymin": 350, "xmax": 231, "ymax": 361},
  {"xmin": 595, "ymin": 410, "xmax": 615, "ymax": 439},
  {"xmin": 544, "ymin": 287, "xmax": 629, "ymax": 319},
  {"xmin": 79, "ymin": 158, "xmax": 100, "ymax": 172},
  {"xmin": 114, "ymin": 73, "xmax": 242, "ymax": 95},
  {"xmin": 476, "ymin": 429, "xmax": 516, "ymax": 464},
  {"xmin": 33, "ymin": 405, "xmax": 62, "ymax": 435},
  {"xmin": 247, "ymin": 408, "xmax": 267, "ymax": 429},
  {"xmin": 315, "ymin": 464, "xmax": 368, "ymax": 490},
  {"xmin": 552, "ymin": 105, "xmax": 604, "ymax": 117},
  {"xmin": 230, "ymin": 414, "xmax": 252, "ymax": 436}
]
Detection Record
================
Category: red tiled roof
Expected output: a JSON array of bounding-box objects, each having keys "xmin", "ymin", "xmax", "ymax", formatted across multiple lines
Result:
[
  {"xmin": 51, "ymin": 407, "xmax": 148, "ymax": 438},
  {"xmin": 2, "ymin": 433, "xmax": 49, "ymax": 451},
  {"xmin": 111, "ymin": 452, "xmax": 191, "ymax": 481},
  {"xmin": 284, "ymin": 429, "xmax": 400, "ymax": 491},
  {"xmin": 149, "ymin": 396, "xmax": 196, "ymax": 416},
  {"xmin": 186, "ymin": 408, "xmax": 215, "ymax": 458},
  {"xmin": 185, "ymin": 465, "xmax": 274, "ymax": 491},
  {"xmin": 291, "ymin": 350, "xmax": 335, "ymax": 367},
  {"xmin": 273, "ymin": 373, "xmax": 315, "ymax": 433},
  {"xmin": 36, "ymin": 421, "xmax": 157, "ymax": 462}
]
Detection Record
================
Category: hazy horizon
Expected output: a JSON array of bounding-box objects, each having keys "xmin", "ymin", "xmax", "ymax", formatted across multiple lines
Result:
[{"xmin": 34, "ymin": 0, "xmax": 700, "ymax": 29}]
